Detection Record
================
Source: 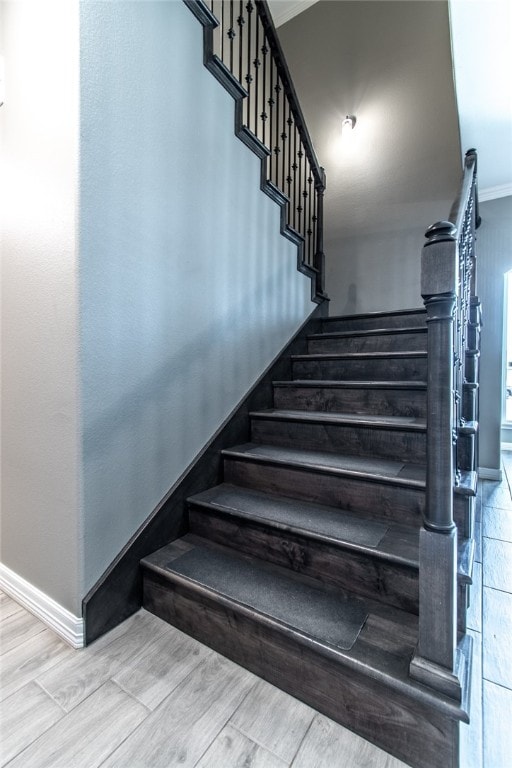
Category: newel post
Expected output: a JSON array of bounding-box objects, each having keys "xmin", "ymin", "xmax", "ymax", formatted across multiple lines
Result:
[{"xmin": 409, "ymin": 220, "xmax": 464, "ymax": 700}]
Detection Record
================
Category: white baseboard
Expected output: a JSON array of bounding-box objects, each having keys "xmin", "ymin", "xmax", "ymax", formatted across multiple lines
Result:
[
  {"xmin": 478, "ymin": 467, "xmax": 503, "ymax": 481},
  {"xmin": 0, "ymin": 563, "xmax": 84, "ymax": 648},
  {"xmin": 501, "ymin": 443, "xmax": 512, "ymax": 452}
]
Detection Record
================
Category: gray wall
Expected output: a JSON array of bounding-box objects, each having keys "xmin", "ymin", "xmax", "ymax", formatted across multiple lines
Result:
[
  {"xmin": 278, "ymin": 1, "xmax": 461, "ymax": 314},
  {"xmin": 477, "ymin": 196, "xmax": 512, "ymax": 471},
  {"xmin": 0, "ymin": 2, "xmax": 82, "ymax": 614},
  {"xmin": 1, "ymin": 1, "xmax": 313, "ymax": 614},
  {"xmin": 79, "ymin": 1, "xmax": 313, "ymax": 594}
]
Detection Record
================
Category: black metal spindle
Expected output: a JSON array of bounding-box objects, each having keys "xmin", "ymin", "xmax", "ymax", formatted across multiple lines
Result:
[
  {"xmin": 238, "ymin": 1, "xmax": 244, "ymax": 84},
  {"xmin": 245, "ymin": 1, "xmax": 253, "ymax": 128},
  {"xmin": 221, "ymin": 1, "xmax": 225, "ymax": 63},
  {"xmin": 228, "ymin": 1, "xmax": 235, "ymax": 73},
  {"xmin": 281, "ymin": 97, "xmax": 287, "ymax": 196},
  {"xmin": 254, "ymin": 19, "xmax": 260, "ymax": 137},
  {"xmin": 268, "ymin": 62, "xmax": 275, "ymax": 182},
  {"xmin": 292, "ymin": 126, "xmax": 298, "ymax": 231},
  {"xmin": 297, "ymin": 144, "xmax": 303, "ymax": 236},
  {"xmin": 307, "ymin": 171, "xmax": 313, "ymax": 265},
  {"xmin": 261, "ymin": 36, "xmax": 268, "ymax": 146},
  {"xmin": 286, "ymin": 108, "xmax": 293, "ymax": 226},
  {"xmin": 274, "ymin": 76, "xmax": 280, "ymax": 188}
]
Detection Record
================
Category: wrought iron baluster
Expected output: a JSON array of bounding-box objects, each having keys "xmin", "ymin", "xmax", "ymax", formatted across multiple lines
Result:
[
  {"xmin": 274, "ymin": 76, "xmax": 281, "ymax": 188},
  {"xmin": 245, "ymin": 0, "xmax": 253, "ymax": 128},
  {"xmin": 254, "ymin": 18, "xmax": 260, "ymax": 137},
  {"xmin": 307, "ymin": 170, "xmax": 313, "ymax": 265},
  {"xmin": 261, "ymin": 36, "xmax": 268, "ymax": 146},
  {"xmin": 238, "ymin": 1, "xmax": 244, "ymax": 84},
  {"xmin": 228, "ymin": 2, "xmax": 235, "ymax": 73},
  {"xmin": 286, "ymin": 107, "xmax": 293, "ymax": 227}
]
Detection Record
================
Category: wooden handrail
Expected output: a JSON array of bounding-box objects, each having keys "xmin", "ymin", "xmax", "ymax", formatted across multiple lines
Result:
[{"xmin": 410, "ymin": 149, "xmax": 480, "ymax": 701}]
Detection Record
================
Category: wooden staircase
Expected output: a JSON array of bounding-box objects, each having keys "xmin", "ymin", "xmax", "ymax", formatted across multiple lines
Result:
[{"xmin": 141, "ymin": 308, "xmax": 473, "ymax": 768}]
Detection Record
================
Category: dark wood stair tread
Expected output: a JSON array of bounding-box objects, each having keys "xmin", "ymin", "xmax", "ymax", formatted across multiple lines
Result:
[
  {"xmin": 189, "ymin": 483, "xmax": 474, "ymax": 581},
  {"xmin": 223, "ymin": 442, "xmax": 426, "ymax": 486},
  {"xmin": 250, "ymin": 408, "xmax": 426, "ymax": 432},
  {"xmin": 308, "ymin": 326, "xmax": 427, "ymax": 340},
  {"xmin": 189, "ymin": 483, "xmax": 417, "ymax": 564},
  {"xmin": 150, "ymin": 541, "xmax": 368, "ymax": 650},
  {"xmin": 273, "ymin": 379, "xmax": 427, "ymax": 390},
  {"xmin": 292, "ymin": 351, "xmax": 427, "ymax": 361},
  {"xmin": 325, "ymin": 308, "xmax": 425, "ymax": 323},
  {"xmin": 142, "ymin": 537, "xmax": 468, "ymax": 722}
]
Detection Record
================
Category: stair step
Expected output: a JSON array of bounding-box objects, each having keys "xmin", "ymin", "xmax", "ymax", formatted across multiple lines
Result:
[
  {"xmin": 142, "ymin": 536, "xmax": 469, "ymax": 768},
  {"xmin": 188, "ymin": 483, "xmax": 419, "ymax": 612},
  {"xmin": 308, "ymin": 326, "xmax": 427, "ymax": 354},
  {"xmin": 323, "ymin": 308, "xmax": 426, "ymax": 332},
  {"xmin": 273, "ymin": 379, "xmax": 427, "ymax": 418},
  {"xmin": 291, "ymin": 351, "xmax": 427, "ymax": 382},
  {"xmin": 249, "ymin": 408, "xmax": 426, "ymax": 463},
  {"xmin": 223, "ymin": 441, "xmax": 425, "ymax": 527},
  {"xmin": 189, "ymin": 483, "xmax": 473, "ymax": 614},
  {"xmin": 222, "ymin": 443, "xmax": 474, "ymax": 530}
]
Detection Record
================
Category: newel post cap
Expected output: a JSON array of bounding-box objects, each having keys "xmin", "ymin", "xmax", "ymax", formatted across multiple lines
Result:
[{"xmin": 424, "ymin": 221, "xmax": 457, "ymax": 246}]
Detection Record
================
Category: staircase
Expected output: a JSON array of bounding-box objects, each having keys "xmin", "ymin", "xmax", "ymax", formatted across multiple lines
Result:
[{"xmin": 142, "ymin": 307, "xmax": 473, "ymax": 768}]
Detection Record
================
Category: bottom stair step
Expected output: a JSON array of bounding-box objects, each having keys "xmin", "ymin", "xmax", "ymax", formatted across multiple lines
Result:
[{"xmin": 142, "ymin": 537, "xmax": 470, "ymax": 768}]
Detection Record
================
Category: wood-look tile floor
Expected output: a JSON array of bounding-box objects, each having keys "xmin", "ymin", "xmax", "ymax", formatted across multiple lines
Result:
[{"xmin": 2, "ymin": 455, "xmax": 512, "ymax": 768}]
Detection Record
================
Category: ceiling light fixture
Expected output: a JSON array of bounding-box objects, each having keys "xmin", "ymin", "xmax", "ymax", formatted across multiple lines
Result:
[{"xmin": 342, "ymin": 115, "xmax": 356, "ymax": 131}]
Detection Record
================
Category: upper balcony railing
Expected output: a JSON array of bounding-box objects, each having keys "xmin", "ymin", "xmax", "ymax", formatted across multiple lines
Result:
[{"xmin": 185, "ymin": 0, "xmax": 327, "ymax": 301}]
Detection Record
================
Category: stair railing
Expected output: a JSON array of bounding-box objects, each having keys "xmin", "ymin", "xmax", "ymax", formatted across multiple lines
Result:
[
  {"xmin": 185, "ymin": 0, "xmax": 326, "ymax": 301},
  {"xmin": 410, "ymin": 149, "xmax": 481, "ymax": 699}
]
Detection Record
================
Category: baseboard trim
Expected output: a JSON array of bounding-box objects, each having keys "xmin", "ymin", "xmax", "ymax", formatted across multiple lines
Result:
[
  {"xmin": 0, "ymin": 563, "xmax": 84, "ymax": 648},
  {"xmin": 478, "ymin": 467, "xmax": 503, "ymax": 481},
  {"xmin": 501, "ymin": 442, "xmax": 512, "ymax": 452}
]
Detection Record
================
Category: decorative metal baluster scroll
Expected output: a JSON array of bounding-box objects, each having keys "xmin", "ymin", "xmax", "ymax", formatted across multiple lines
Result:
[
  {"xmin": 409, "ymin": 149, "xmax": 481, "ymax": 700},
  {"xmin": 187, "ymin": 0, "xmax": 327, "ymax": 302}
]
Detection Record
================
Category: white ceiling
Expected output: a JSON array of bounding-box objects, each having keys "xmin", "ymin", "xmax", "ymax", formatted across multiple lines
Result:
[{"xmin": 269, "ymin": 0, "xmax": 512, "ymax": 201}]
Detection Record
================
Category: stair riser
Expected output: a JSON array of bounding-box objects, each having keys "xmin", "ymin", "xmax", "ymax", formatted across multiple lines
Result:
[
  {"xmin": 273, "ymin": 385, "xmax": 427, "ymax": 418},
  {"xmin": 189, "ymin": 507, "xmax": 419, "ymax": 613},
  {"xmin": 308, "ymin": 332, "xmax": 427, "ymax": 354},
  {"xmin": 292, "ymin": 357, "xmax": 427, "ymax": 382},
  {"xmin": 224, "ymin": 457, "xmax": 469, "ymax": 530},
  {"xmin": 143, "ymin": 570, "xmax": 459, "ymax": 768},
  {"xmin": 322, "ymin": 312, "xmax": 426, "ymax": 332},
  {"xmin": 250, "ymin": 419, "xmax": 426, "ymax": 464},
  {"xmin": 224, "ymin": 457, "xmax": 424, "ymax": 526}
]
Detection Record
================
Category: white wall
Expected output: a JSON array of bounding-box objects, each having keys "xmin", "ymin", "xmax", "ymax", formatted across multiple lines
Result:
[
  {"xmin": 79, "ymin": 1, "xmax": 313, "ymax": 593},
  {"xmin": 0, "ymin": 2, "xmax": 82, "ymax": 614},
  {"xmin": 477, "ymin": 196, "xmax": 512, "ymax": 471},
  {"xmin": 277, "ymin": 0, "xmax": 461, "ymax": 315}
]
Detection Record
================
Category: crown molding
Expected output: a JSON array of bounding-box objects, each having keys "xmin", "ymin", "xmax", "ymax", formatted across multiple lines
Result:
[
  {"xmin": 479, "ymin": 183, "xmax": 512, "ymax": 202},
  {"xmin": 268, "ymin": 0, "xmax": 319, "ymax": 28}
]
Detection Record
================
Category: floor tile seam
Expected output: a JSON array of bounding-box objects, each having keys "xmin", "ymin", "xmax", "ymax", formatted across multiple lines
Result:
[
  {"xmin": 0, "ymin": 623, "xmax": 47, "ymax": 657},
  {"xmin": 229, "ymin": 699, "xmax": 312, "ymax": 764},
  {"xmin": 190, "ymin": 678, "xmax": 262, "ymax": 767},
  {"xmin": 93, "ymin": 681, "xmax": 155, "ymax": 768},
  {"xmin": 217, "ymin": 722, "xmax": 290, "ymax": 767},
  {"xmin": 110, "ymin": 648, "xmax": 209, "ymax": 712},
  {"xmin": 288, "ymin": 711, "xmax": 319, "ymax": 767},
  {"xmin": 32, "ymin": 678, "xmax": 68, "ymax": 714},
  {"xmin": 0, "ymin": 683, "xmax": 68, "ymax": 766}
]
